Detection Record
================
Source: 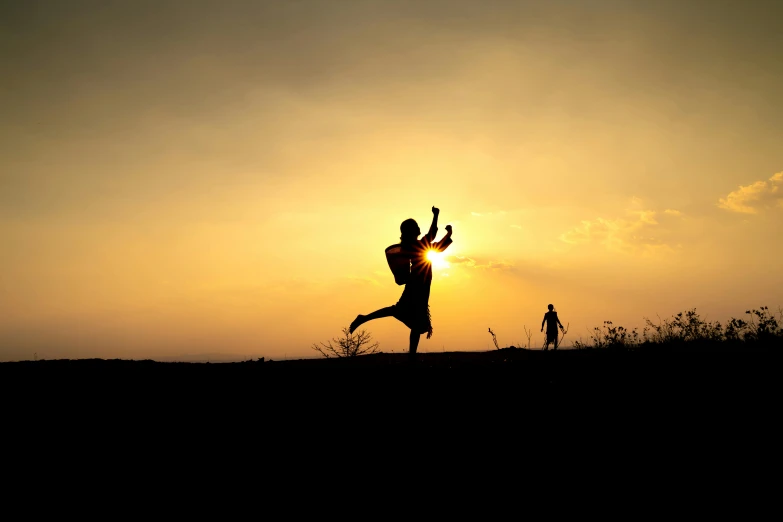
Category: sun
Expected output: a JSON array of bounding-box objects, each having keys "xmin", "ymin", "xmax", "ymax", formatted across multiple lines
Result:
[{"xmin": 426, "ymin": 249, "xmax": 450, "ymax": 270}]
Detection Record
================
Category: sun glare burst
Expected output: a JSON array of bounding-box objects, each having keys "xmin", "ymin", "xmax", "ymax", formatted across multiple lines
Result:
[{"xmin": 426, "ymin": 249, "xmax": 450, "ymax": 270}]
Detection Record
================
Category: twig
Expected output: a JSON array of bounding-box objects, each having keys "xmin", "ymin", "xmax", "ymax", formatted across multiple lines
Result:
[
  {"xmin": 522, "ymin": 325, "xmax": 533, "ymax": 349},
  {"xmin": 558, "ymin": 322, "xmax": 570, "ymax": 348},
  {"xmin": 488, "ymin": 328, "xmax": 500, "ymax": 349}
]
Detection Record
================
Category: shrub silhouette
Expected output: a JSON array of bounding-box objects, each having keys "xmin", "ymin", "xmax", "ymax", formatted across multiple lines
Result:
[
  {"xmin": 743, "ymin": 306, "xmax": 780, "ymax": 341},
  {"xmin": 312, "ymin": 327, "xmax": 380, "ymax": 358},
  {"xmin": 572, "ymin": 306, "xmax": 781, "ymax": 350},
  {"xmin": 643, "ymin": 309, "xmax": 724, "ymax": 344}
]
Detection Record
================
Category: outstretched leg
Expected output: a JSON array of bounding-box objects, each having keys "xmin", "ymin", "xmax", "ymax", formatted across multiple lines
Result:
[
  {"xmin": 350, "ymin": 306, "xmax": 395, "ymax": 333},
  {"xmin": 409, "ymin": 330, "xmax": 421, "ymax": 355}
]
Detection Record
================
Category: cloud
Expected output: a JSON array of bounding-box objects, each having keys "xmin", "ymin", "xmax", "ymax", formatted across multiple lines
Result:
[
  {"xmin": 447, "ymin": 255, "xmax": 477, "ymax": 266},
  {"xmin": 479, "ymin": 261, "xmax": 515, "ymax": 270},
  {"xmin": 560, "ymin": 217, "xmax": 630, "ymax": 245},
  {"xmin": 559, "ymin": 207, "xmax": 681, "ymax": 255},
  {"xmin": 717, "ymin": 172, "xmax": 783, "ymax": 214},
  {"xmin": 628, "ymin": 210, "xmax": 658, "ymax": 225},
  {"xmin": 510, "ymin": 224, "xmax": 522, "ymax": 229},
  {"xmin": 445, "ymin": 255, "xmax": 514, "ymax": 271},
  {"xmin": 664, "ymin": 209, "xmax": 683, "ymax": 216}
]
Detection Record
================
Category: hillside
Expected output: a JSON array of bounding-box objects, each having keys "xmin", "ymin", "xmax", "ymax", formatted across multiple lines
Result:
[{"xmin": 3, "ymin": 342, "xmax": 778, "ymax": 392}]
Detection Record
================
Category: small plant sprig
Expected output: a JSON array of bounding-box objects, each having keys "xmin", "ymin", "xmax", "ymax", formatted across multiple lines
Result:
[
  {"xmin": 558, "ymin": 322, "xmax": 570, "ymax": 347},
  {"xmin": 522, "ymin": 325, "xmax": 533, "ymax": 349},
  {"xmin": 488, "ymin": 328, "xmax": 500, "ymax": 350}
]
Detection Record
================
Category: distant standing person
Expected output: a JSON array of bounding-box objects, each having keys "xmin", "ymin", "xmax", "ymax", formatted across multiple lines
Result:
[
  {"xmin": 541, "ymin": 304, "xmax": 564, "ymax": 350},
  {"xmin": 350, "ymin": 206, "xmax": 453, "ymax": 359}
]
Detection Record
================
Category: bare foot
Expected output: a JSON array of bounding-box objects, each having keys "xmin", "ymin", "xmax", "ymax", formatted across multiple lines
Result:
[{"xmin": 349, "ymin": 315, "xmax": 364, "ymax": 334}]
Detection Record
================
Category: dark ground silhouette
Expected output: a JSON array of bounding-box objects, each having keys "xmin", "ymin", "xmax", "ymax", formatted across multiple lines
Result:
[
  {"xmin": 3, "ymin": 341, "xmax": 778, "ymax": 450},
  {"xmin": 6, "ymin": 307, "xmax": 780, "ymax": 392},
  {"xmin": 4, "ymin": 307, "xmax": 780, "ymax": 436},
  {"xmin": 3, "ymin": 339, "xmax": 778, "ymax": 392}
]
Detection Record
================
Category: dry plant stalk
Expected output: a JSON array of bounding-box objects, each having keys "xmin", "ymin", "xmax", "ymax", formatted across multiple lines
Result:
[{"xmin": 312, "ymin": 327, "xmax": 380, "ymax": 358}]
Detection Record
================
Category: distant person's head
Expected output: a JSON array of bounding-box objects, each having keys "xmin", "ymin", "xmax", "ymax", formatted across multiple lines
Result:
[
  {"xmin": 400, "ymin": 218, "xmax": 420, "ymax": 242},
  {"xmin": 548, "ymin": 304, "xmax": 554, "ymax": 311}
]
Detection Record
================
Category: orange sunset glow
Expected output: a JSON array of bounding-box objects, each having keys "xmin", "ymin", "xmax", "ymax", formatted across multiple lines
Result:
[{"xmin": 1, "ymin": 0, "xmax": 782, "ymax": 362}]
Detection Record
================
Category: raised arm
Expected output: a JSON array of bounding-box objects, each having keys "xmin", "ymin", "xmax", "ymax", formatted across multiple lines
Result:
[
  {"xmin": 441, "ymin": 225, "xmax": 452, "ymax": 242},
  {"xmin": 433, "ymin": 224, "xmax": 453, "ymax": 252},
  {"xmin": 426, "ymin": 206, "xmax": 440, "ymax": 241}
]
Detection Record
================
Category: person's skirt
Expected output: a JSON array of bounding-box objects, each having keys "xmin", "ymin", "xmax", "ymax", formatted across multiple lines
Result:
[{"xmin": 392, "ymin": 284, "xmax": 433, "ymax": 338}]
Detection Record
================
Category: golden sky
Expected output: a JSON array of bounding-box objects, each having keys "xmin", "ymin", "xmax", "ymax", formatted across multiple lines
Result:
[{"xmin": 2, "ymin": 1, "xmax": 782, "ymax": 361}]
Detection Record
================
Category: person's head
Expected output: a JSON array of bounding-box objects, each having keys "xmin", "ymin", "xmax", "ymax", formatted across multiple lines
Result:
[
  {"xmin": 400, "ymin": 218, "xmax": 420, "ymax": 242},
  {"xmin": 548, "ymin": 304, "xmax": 554, "ymax": 311}
]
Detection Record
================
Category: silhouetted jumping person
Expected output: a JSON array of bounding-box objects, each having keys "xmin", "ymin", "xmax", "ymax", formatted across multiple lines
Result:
[
  {"xmin": 350, "ymin": 206, "xmax": 453, "ymax": 359},
  {"xmin": 541, "ymin": 304, "xmax": 564, "ymax": 350}
]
